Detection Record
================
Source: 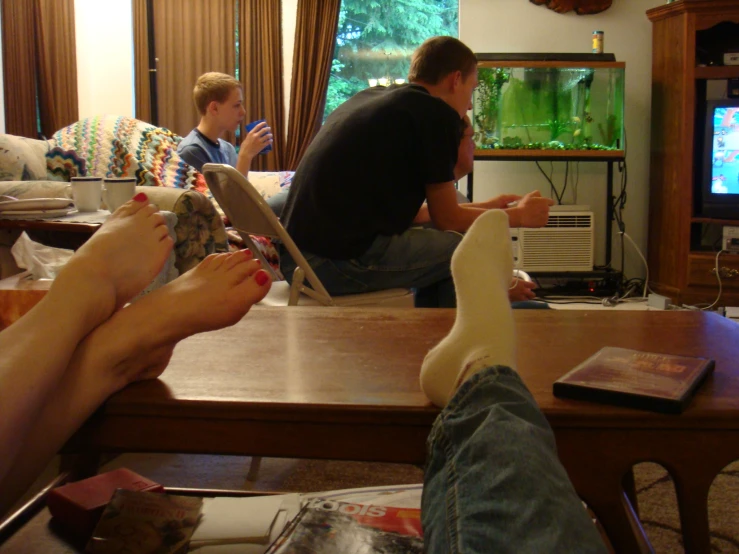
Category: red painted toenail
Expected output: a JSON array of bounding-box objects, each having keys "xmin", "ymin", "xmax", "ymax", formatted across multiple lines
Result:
[
  {"xmin": 244, "ymin": 249, "xmax": 253, "ymax": 258},
  {"xmin": 133, "ymin": 192, "xmax": 148, "ymax": 202},
  {"xmin": 254, "ymin": 259, "xmax": 261, "ymax": 265},
  {"xmin": 255, "ymin": 270, "xmax": 270, "ymax": 286}
]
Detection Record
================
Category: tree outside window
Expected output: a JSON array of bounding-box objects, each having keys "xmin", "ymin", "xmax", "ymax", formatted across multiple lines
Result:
[{"xmin": 324, "ymin": 0, "xmax": 459, "ymax": 120}]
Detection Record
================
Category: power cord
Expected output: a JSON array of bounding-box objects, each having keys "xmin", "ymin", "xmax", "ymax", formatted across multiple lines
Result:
[
  {"xmin": 702, "ymin": 250, "xmax": 725, "ymax": 311},
  {"xmin": 620, "ymin": 231, "xmax": 651, "ymax": 297},
  {"xmin": 677, "ymin": 250, "xmax": 726, "ymax": 311},
  {"xmin": 536, "ymin": 161, "xmax": 562, "ymax": 204}
]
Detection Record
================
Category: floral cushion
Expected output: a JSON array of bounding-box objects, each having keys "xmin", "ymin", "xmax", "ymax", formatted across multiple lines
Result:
[{"xmin": 0, "ymin": 135, "xmax": 49, "ymax": 182}]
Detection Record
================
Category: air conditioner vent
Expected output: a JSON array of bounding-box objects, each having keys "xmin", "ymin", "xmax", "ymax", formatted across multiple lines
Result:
[{"xmin": 546, "ymin": 215, "xmax": 592, "ymax": 228}]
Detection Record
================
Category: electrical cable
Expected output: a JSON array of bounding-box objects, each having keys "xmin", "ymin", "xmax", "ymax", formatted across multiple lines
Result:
[
  {"xmin": 701, "ymin": 249, "xmax": 726, "ymax": 311},
  {"xmin": 535, "ymin": 161, "xmax": 559, "ymax": 203},
  {"xmin": 620, "ymin": 232, "xmax": 650, "ymax": 297}
]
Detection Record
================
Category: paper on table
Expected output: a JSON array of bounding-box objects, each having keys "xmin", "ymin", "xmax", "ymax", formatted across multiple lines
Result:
[
  {"xmin": 189, "ymin": 494, "xmax": 301, "ymax": 549},
  {"xmin": 190, "ymin": 511, "xmax": 290, "ymax": 554}
]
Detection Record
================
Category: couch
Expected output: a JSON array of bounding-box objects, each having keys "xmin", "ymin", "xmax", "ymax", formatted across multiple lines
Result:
[{"xmin": 0, "ymin": 117, "xmax": 229, "ymax": 279}]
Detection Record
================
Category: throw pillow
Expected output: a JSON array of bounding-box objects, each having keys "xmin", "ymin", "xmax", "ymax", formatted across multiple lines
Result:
[{"xmin": 0, "ymin": 135, "xmax": 49, "ymax": 181}]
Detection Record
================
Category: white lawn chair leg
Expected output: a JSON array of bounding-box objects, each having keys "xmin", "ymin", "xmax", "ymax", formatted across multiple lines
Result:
[{"xmin": 289, "ymin": 267, "xmax": 306, "ymax": 306}]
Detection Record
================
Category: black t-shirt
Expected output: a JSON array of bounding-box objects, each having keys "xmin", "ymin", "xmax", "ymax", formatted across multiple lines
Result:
[{"xmin": 282, "ymin": 84, "xmax": 461, "ymax": 260}]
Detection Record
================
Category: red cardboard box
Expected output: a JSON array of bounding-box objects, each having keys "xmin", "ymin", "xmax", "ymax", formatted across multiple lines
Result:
[{"xmin": 47, "ymin": 468, "xmax": 163, "ymax": 539}]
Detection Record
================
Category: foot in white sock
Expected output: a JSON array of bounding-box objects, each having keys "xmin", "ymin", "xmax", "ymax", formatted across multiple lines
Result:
[{"xmin": 420, "ymin": 210, "xmax": 516, "ymax": 407}]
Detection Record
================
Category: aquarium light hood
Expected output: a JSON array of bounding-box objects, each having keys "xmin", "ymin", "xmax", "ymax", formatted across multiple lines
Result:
[{"xmin": 475, "ymin": 53, "xmax": 616, "ymax": 62}]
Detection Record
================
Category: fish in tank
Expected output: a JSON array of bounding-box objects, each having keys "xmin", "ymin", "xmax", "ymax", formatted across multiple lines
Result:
[{"xmin": 472, "ymin": 55, "xmax": 625, "ymax": 155}]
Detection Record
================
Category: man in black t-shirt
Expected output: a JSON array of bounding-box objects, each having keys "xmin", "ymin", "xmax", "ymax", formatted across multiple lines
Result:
[{"xmin": 280, "ymin": 36, "xmax": 552, "ymax": 307}]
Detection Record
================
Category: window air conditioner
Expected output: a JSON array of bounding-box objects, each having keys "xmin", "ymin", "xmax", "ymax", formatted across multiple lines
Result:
[{"xmin": 510, "ymin": 206, "xmax": 594, "ymax": 272}]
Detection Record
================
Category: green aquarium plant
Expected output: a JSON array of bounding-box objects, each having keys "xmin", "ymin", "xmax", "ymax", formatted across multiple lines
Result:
[{"xmin": 473, "ymin": 67, "xmax": 510, "ymax": 146}]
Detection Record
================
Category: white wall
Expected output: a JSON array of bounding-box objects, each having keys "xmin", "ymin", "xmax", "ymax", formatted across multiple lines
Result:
[
  {"xmin": 461, "ymin": 0, "xmax": 658, "ymax": 278},
  {"xmin": 74, "ymin": 0, "xmax": 134, "ymax": 119}
]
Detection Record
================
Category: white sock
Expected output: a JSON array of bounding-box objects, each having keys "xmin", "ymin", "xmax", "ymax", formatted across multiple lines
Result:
[{"xmin": 420, "ymin": 210, "xmax": 516, "ymax": 407}]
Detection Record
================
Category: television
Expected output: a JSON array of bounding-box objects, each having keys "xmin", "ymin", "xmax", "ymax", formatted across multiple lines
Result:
[{"xmin": 700, "ymin": 99, "xmax": 739, "ymax": 219}]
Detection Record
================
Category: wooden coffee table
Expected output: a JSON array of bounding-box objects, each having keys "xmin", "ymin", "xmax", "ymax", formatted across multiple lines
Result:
[
  {"xmin": 0, "ymin": 272, "xmax": 52, "ymax": 330},
  {"xmin": 34, "ymin": 308, "xmax": 739, "ymax": 553},
  {"xmin": 0, "ymin": 215, "xmax": 102, "ymax": 252}
]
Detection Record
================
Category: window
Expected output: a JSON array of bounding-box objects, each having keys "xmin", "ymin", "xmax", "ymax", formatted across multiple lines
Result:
[{"xmin": 324, "ymin": 0, "xmax": 459, "ymax": 120}]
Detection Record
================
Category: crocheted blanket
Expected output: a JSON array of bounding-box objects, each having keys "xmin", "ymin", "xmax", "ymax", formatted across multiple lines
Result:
[{"xmin": 50, "ymin": 115, "xmax": 207, "ymax": 193}]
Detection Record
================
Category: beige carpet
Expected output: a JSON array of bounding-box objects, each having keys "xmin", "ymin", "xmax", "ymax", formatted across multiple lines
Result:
[
  {"xmin": 6, "ymin": 455, "xmax": 738, "ymax": 552},
  {"xmin": 633, "ymin": 461, "xmax": 739, "ymax": 553}
]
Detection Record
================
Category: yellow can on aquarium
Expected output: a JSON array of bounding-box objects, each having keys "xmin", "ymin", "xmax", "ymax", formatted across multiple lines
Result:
[
  {"xmin": 592, "ymin": 31, "xmax": 604, "ymax": 54},
  {"xmin": 472, "ymin": 54, "xmax": 625, "ymax": 158}
]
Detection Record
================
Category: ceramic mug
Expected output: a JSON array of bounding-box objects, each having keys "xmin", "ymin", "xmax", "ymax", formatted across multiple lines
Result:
[
  {"xmin": 69, "ymin": 177, "xmax": 103, "ymax": 212},
  {"xmin": 103, "ymin": 178, "xmax": 136, "ymax": 212}
]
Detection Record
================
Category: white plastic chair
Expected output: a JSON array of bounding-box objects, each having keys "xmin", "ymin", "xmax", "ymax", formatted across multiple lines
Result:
[{"xmin": 202, "ymin": 163, "xmax": 415, "ymax": 308}]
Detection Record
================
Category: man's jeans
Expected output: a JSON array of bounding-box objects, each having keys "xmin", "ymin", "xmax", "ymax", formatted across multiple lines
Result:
[
  {"xmin": 280, "ymin": 228, "xmax": 463, "ymax": 307},
  {"xmin": 422, "ymin": 366, "xmax": 608, "ymax": 554}
]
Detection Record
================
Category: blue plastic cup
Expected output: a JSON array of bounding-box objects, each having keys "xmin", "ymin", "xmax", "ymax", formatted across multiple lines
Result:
[{"xmin": 245, "ymin": 119, "xmax": 273, "ymax": 154}]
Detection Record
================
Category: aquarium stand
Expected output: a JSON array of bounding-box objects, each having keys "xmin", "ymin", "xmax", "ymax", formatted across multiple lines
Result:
[{"xmin": 467, "ymin": 155, "xmax": 624, "ymax": 269}]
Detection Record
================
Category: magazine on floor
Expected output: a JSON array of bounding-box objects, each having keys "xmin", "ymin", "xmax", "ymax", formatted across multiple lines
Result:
[{"xmin": 265, "ymin": 498, "xmax": 423, "ymax": 553}]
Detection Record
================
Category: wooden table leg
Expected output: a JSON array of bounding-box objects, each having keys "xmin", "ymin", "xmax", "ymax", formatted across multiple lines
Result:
[
  {"xmin": 672, "ymin": 475, "xmax": 712, "ymax": 554},
  {"xmin": 569, "ymin": 470, "xmax": 653, "ymax": 553}
]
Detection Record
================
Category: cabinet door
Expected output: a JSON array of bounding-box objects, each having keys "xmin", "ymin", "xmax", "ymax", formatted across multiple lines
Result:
[{"xmin": 687, "ymin": 254, "xmax": 739, "ymax": 288}]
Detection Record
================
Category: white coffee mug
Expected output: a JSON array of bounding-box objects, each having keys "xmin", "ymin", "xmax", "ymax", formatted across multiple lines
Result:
[
  {"xmin": 103, "ymin": 178, "xmax": 136, "ymax": 212},
  {"xmin": 69, "ymin": 177, "xmax": 103, "ymax": 212}
]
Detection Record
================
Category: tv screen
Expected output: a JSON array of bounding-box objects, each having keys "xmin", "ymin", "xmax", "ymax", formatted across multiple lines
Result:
[
  {"xmin": 701, "ymin": 100, "xmax": 739, "ymax": 219},
  {"xmin": 710, "ymin": 106, "xmax": 739, "ymax": 194}
]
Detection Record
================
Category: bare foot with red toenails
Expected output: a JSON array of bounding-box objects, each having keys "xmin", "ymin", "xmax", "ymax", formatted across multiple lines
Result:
[
  {"xmin": 0, "ymin": 249, "xmax": 272, "ymax": 496},
  {"xmin": 51, "ymin": 192, "xmax": 174, "ymax": 331},
  {"xmin": 68, "ymin": 249, "xmax": 272, "ymax": 393},
  {"xmin": 0, "ymin": 192, "xmax": 173, "ymax": 484}
]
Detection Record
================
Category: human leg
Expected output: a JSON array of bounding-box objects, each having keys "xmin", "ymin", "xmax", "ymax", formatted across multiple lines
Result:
[
  {"xmin": 0, "ymin": 195, "xmax": 172, "ymax": 483},
  {"xmin": 422, "ymin": 368, "xmax": 607, "ymax": 554},
  {"xmin": 280, "ymin": 228, "xmax": 462, "ymax": 307},
  {"xmin": 419, "ymin": 210, "xmax": 606, "ymax": 553},
  {"xmin": 0, "ymin": 250, "xmax": 271, "ymax": 511}
]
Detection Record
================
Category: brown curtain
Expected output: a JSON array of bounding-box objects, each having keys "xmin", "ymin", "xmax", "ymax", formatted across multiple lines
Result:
[
  {"xmin": 239, "ymin": 0, "xmax": 285, "ymax": 171},
  {"xmin": 283, "ymin": 0, "xmax": 341, "ymax": 170},
  {"xmin": 132, "ymin": 0, "xmax": 151, "ymax": 123},
  {"xmin": 2, "ymin": 0, "xmax": 40, "ymax": 138},
  {"xmin": 1, "ymin": 0, "xmax": 78, "ymax": 138},
  {"xmin": 34, "ymin": 0, "xmax": 79, "ymax": 138},
  {"xmin": 152, "ymin": 0, "xmax": 237, "ymax": 137}
]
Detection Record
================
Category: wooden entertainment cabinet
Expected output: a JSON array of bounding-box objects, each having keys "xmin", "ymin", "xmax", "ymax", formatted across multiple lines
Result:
[{"xmin": 647, "ymin": 0, "xmax": 739, "ymax": 306}]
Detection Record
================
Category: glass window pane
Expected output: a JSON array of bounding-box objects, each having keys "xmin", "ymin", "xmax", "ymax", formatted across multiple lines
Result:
[{"xmin": 324, "ymin": 0, "xmax": 459, "ymax": 120}]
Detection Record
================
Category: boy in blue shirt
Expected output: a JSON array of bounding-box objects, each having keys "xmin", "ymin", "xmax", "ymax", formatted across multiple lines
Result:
[{"xmin": 178, "ymin": 72, "xmax": 273, "ymax": 181}]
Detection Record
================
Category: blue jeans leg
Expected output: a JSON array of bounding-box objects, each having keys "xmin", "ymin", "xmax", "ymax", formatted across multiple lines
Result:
[
  {"xmin": 421, "ymin": 366, "xmax": 608, "ymax": 554},
  {"xmin": 280, "ymin": 228, "xmax": 462, "ymax": 307}
]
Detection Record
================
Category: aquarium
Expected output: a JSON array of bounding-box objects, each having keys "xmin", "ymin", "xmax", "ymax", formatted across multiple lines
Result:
[{"xmin": 472, "ymin": 54, "xmax": 625, "ymax": 156}]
